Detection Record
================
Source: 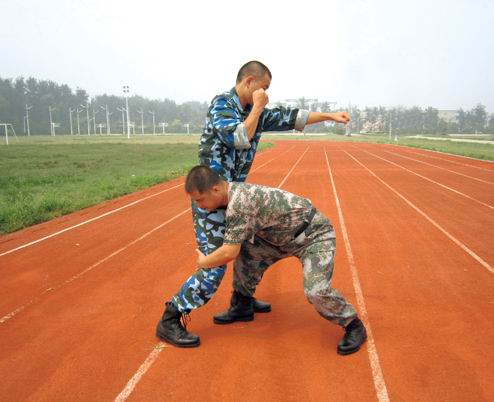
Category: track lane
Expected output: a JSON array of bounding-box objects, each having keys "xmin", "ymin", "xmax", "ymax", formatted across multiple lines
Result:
[{"xmin": 326, "ymin": 145, "xmax": 494, "ymax": 401}]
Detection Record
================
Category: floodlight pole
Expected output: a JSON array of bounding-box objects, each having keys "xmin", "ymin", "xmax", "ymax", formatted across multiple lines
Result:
[
  {"xmin": 92, "ymin": 106, "xmax": 99, "ymax": 135},
  {"xmin": 137, "ymin": 108, "xmax": 144, "ymax": 134},
  {"xmin": 117, "ymin": 107, "xmax": 125, "ymax": 135},
  {"xmin": 149, "ymin": 110, "xmax": 156, "ymax": 135},
  {"xmin": 123, "ymin": 86, "xmax": 130, "ymax": 139},
  {"xmin": 25, "ymin": 104, "xmax": 32, "ymax": 136},
  {"xmin": 86, "ymin": 103, "xmax": 90, "ymax": 135},
  {"xmin": 69, "ymin": 108, "xmax": 75, "ymax": 135},
  {"xmin": 49, "ymin": 106, "xmax": 56, "ymax": 136},
  {"xmin": 76, "ymin": 107, "xmax": 83, "ymax": 135},
  {"xmin": 101, "ymin": 105, "xmax": 111, "ymax": 135}
]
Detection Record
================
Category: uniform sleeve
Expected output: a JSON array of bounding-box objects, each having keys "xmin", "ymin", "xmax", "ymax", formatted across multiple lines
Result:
[
  {"xmin": 261, "ymin": 106, "xmax": 310, "ymax": 132},
  {"xmin": 223, "ymin": 213, "xmax": 260, "ymax": 244},
  {"xmin": 210, "ymin": 97, "xmax": 251, "ymax": 150}
]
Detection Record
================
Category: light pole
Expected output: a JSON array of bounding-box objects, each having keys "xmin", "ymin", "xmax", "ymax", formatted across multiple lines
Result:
[
  {"xmin": 148, "ymin": 110, "xmax": 156, "ymax": 135},
  {"xmin": 117, "ymin": 107, "xmax": 125, "ymax": 135},
  {"xmin": 76, "ymin": 106, "xmax": 83, "ymax": 135},
  {"xmin": 25, "ymin": 104, "xmax": 32, "ymax": 136},
  {"xmin": 49, "ymin": 106, "xmax": 56, "ymax": 136},
  {"xmin": 136, "ymin": 108, "xmax": 144, "ymax": 134},
  {"xmin": 184, "ymin": 123, "xmax": 190, "ymax": 135},
  {"xmin": 101, "ymin": 105, "xmax": 111, "ymax": 135},
  {"xmin": 85, "ymin": 103, "xmax": 90, "ymax": 135},
  {"xmin": 123, "ymin": 85, "xmax": 130, "ymax": 139},
  {"xmin": 92, "ymin": 106, "xmax": 99, "ymax": 135},
  {"xmin": 69, "ymin": 107, "xmax": 75, "ymax": 135}
]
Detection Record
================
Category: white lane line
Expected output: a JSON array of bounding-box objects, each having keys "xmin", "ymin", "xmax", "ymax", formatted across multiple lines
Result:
[
  {"xmin": 324, "ymin": 149, "xmax": 390, "ymax": 402},
  {"xmin": 0, "ymin": 182, "xmax": 184, "ymax": 257},
  {"xmin": 379, "ymin": 149, "xmax": 494, "ymax": 185},
  {"xmin": 359, "ymin": 148, "xmax": 493, "ymax": 210},
  {"xmin": 345, "ymin": 151, "xmax": 493, "ymax": 274},
  {"xmin": 278, "ymin": 146, "xmax": 310, "ymax": 188},
  {"xmin": 113, "ymin": 145, "xmax": 310, "ymax": 402},
  {"xmin": 389, "ymin": 145, "xmax": 494, "ymax": 172},
  {"xmin": 114, "ymin": 346, "xmax": 169, "ymax": 402},
  {"xmin": 0, "ymin": 209, "xmax": 191, "ymax": 324},
  {"xmin": 0, "ymin": 146, "xmax": 286, "ymax": 258}
]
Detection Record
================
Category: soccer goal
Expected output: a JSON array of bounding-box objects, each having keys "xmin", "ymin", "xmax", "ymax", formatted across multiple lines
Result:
[{"xmin": 0, "ymin": 123, "xmax": 17, "ymax": 145}]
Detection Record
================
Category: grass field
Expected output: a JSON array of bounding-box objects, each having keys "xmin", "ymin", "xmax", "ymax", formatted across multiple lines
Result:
[
  {"xmin": 0, "ymin": 135, "xmax": 274, "ymax": 234},
  {"xmin": 0, "ymin": 133, "xmax": 491, "ymax": 234}
]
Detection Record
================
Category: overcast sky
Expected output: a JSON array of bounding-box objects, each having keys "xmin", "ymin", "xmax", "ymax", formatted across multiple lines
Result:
[{"xmin": 1, "ymin": 0, "xmax": 493, "ymax": 111}]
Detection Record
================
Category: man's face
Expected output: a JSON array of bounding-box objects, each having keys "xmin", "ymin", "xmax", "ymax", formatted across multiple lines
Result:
[
  {"xmin": 246, "ymin": 73, "xmax": 271, "ymax": 105},
  {"xmin": 189, "ymin": 187, "xmax": 224, "ymax": 211}
]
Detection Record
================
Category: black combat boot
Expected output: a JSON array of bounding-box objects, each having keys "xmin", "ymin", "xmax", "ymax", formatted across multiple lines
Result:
[
  {"xmin": 337, "ymin": 317, "xmax": 367, "ymax": 355},
  {"xmin": 253, "ymin": 298, "xmax": 271, "ymax": 313},
  {"xmin": 213, "ymin": 291, "xmax": 256, "ymax": 324},
  {"xmin": 156, "ymin": 302, "xmax": 200, "ymax": 347}
]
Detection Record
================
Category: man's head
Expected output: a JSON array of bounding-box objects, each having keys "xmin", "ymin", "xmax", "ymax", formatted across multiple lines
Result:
[
  {"xmin": 185, "ymin": 165, "xmax": 228, "ymax": 211},
  {"xmin": 235, "ymin": 60, "xmax": 272, "ymax": 106}
]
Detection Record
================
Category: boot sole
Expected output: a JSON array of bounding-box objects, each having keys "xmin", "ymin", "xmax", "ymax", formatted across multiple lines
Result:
[
  {"xmin": 156, "ymin": 331, "xmax": 201, "ymax": 348},
  {"xmin": 213, "ymin": 315, "xmax": 254, "ymax": 325},
  {"xmin": 253, "ymin": 306, "xmax": 271, "ymax": 313}
]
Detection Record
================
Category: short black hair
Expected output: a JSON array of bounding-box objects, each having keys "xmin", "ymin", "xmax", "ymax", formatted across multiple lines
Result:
[
  {"xmin": 236, "ymin": 60, "xmax": 272, "ymax": 83},
  {"xmin": 185, "ymin": 165, "xmax": 224, "ymax": 194}
]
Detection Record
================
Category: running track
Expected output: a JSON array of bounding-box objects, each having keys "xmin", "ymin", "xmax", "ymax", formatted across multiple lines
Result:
[{"xmin": 0, "ymin": 141, "xmax": 493, "ymax": 402}]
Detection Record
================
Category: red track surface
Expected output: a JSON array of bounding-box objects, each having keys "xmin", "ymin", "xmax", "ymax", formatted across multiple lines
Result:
[{"xmin": 1, "ymin": 141, "xmax": 493, "ymax": 402}]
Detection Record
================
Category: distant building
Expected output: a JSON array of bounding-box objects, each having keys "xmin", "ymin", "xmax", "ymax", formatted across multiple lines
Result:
[{"xmin": 438, "ymin": 110, "xmax": 458, "ymax": 123}]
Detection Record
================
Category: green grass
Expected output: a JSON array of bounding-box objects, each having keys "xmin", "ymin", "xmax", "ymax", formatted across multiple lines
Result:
[
  {"xmin": 0, "ymin": 135, "xmax": 272, "ymax": 234},
  {"xmin": 394, "ymin": 137, "xmax": 494, "ymax": 161}
]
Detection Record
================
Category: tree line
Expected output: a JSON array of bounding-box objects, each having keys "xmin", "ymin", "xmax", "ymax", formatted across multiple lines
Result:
[
  {"xmin": 1, "ymin": 76, "xmax": 493, "ymax": 135},
  {"xmin": 0, "ymin": 77, "xmax": 208, "ymax": 135}
]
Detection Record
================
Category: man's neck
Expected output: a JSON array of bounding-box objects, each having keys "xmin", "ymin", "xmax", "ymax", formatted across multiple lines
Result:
[
  {"xmin": 234, "ymin": 84, "xmax": 249, "ymax": 109},
  {"xmin": 221, "ymin": 181, "xmax": 230, "ymax": 207}
]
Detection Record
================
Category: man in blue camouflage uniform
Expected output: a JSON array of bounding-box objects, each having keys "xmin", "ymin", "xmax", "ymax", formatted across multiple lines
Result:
[{"xmin": 156, "ymin": 61, "xmax": 351, "ymax": 348}]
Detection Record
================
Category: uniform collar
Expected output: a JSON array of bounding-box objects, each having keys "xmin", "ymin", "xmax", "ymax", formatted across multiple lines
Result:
[{"xmin": 229, "ymin": 87, "xmax": 251, "ymax": 116}]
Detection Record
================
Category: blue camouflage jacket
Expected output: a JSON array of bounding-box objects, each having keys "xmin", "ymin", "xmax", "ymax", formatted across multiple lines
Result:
[{"xmin": 199, "ymin": 87, "xmax": 309, "ymax": 182}]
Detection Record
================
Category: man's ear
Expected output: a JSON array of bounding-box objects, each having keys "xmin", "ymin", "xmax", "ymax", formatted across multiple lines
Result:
[{"xmin": 244, "ymin": 75, "xmax": 256, "ymax": 88}]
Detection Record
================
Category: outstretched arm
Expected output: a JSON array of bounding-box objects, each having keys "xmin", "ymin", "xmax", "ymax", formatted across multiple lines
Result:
[
  {"xmin": 307, "ymin": 111, "xmax": 350, "ymax": 125},
  {"xmin": 196, "ymin": 244, "xmax": 242, "ymax": 269}
]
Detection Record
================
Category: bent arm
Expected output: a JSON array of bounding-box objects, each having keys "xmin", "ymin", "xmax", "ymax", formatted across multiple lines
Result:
[{"xmin": 196, "ymin": 243, "xmax": 242, "ymax": 269}]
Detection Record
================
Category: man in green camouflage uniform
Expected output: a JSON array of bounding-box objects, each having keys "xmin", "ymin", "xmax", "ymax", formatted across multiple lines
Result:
[{"xmin": 175, "ymin": 165, "xmax": 367, "ymax": 355}]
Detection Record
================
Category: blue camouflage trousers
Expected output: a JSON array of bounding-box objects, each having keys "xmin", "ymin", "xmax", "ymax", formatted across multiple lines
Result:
[{"xmin": 171, "ymin": 202, "xmax": 228, "ymax": 313}]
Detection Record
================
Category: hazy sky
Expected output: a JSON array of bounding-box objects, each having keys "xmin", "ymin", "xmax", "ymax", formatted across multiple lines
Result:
[{"xmin": 1, "ymin": 0, "xmax": 493, "ymax": 111}]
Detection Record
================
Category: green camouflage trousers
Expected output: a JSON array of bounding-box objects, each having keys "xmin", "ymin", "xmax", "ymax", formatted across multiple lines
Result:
[{"xmin": 233, "ymin": 212, "xmax": 357, "ymax": 327}]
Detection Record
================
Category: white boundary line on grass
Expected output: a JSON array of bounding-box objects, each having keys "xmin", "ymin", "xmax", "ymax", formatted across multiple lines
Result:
[
  {"xmin": 359, "ymin": 148, "xmax": 493, "ymax": 210},
  {"xmin": 113, "ymin": 145, "xmax": 309, "ymax": 402},
  {"xmin": 345, "ymin": 151, "xmax": 493, "ymax": 274},
  {"xmin": 324, "ymin": 149, "xmax": 390, "ymax": 402}
]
